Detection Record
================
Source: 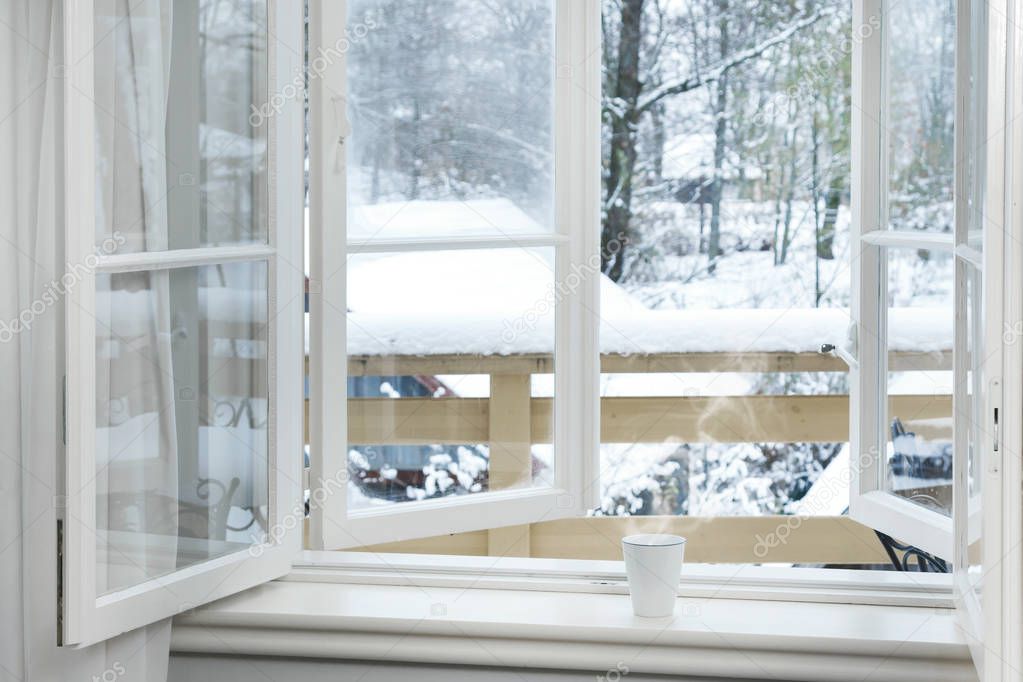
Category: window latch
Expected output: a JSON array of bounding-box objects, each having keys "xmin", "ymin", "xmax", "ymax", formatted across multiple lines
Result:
[{"xmin": 819, "ymin": 343, "xmax": 858, "ymax": 370}]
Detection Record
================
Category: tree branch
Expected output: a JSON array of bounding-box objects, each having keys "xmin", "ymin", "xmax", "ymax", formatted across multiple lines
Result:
[{"xmin": 636, "ymin": 8, "xmax": 834, "ymax": 114}]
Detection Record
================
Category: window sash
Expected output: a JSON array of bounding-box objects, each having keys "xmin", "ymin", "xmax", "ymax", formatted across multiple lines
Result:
[
  {"xmin": 61, "ymin": 0, "xmax": 304, "ymax": 647},
  {"xmin": 307, "ymin": 0, "xmax": 601, "ymax": 550},
  {"xmin": 849, "ymin": 0, "xmax": 973, "ymax": 560}
]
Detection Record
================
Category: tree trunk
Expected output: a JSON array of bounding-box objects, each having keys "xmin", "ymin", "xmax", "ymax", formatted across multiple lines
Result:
[
  {"xmin": 602, "ymin": 0, "xmax": 644, "ymax": 283},
  {"xmin": 817, "ymin": 177, "xmax": 841, "ymax": 261},
  {"xmin": 707, "ymin": 1, "xmax": 729, "ymax": 274},
  {"xmin": 779, "ymin": 143, "xmax": 797, "ymax": 265}
]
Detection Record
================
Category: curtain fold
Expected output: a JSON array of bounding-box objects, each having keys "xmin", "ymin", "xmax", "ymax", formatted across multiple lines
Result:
[
  {"xmin": 94, "ymin": 0, "xmax": 180, "ymax": 597},
  {"xmin": 0, "ymin": 1, "xmax": 172, "ymax": 681}
]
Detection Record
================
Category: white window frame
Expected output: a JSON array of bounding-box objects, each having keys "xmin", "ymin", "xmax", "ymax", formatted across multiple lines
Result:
[
  {"xmin": 60, "ymin": 0, "xmax": 304, "ymax": 648},
  {"xmin": 307, "ymin": 0, "xmax": 602, "ymax": 550},
  {"xmin": 848, "ymin": 0, "xmax": 971, "ymax": 560},
  {"xmin": 953, "ymin": 0, "xmax": 1023, "ymax": 676}
]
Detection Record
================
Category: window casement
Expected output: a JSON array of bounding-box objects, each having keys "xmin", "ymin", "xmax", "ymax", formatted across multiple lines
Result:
[
  {"xmin": 846, "ymin": 0, "xmax": 989, "ymax": 562},
  {"xmin": 306, "ymin": 0, "xmax": 601, "ymax": 549},
  {"xmin": 60, "ymin": 0, "xmax": 303, "ymax": 647}
]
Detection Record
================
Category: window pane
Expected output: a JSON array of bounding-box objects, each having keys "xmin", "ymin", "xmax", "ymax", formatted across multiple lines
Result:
[
  {"xmin": 345, "ymin": 0, "xmax": 555, "ymax": 240},
  {"xmin": 95, "ymin": 262, "xmax": 269, "ymax": 595},
  {"xmin": 346, "ymin": 248, "xmax": 555, "ymax": 510},
  {"xmin": 964, "ymin": 265, "xmax": 983, "ymax": 598},
  {"xmin": 597, "ymin": 0, "xmax": 853, "ymax": 521},
  {"xmin": 94, "ymin": 0, "xmax": 268, "ymax": 252},
  {"xmin": 884, "ymin": 0, "xmax": 955, "ymax": 233},
  {"xmin": 883, "ymin": 247, "xmax": 953, "ymax": 515},
  {"xmin": 965, "ymin": 0, "xmax": 986, "ymax": 251}
]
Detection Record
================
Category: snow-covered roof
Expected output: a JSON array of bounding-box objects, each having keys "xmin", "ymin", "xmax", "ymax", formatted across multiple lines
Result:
[
  {"xmin": 349, "ymin": 198, "xmax": 549, "ymax": 241},
  {"xmin": 340, "ymin": 200, "xmax": 949, "ymax": 358},
  {"xmin": 347, "ymin": 303, "xmax": 950, "ymax": 357}
]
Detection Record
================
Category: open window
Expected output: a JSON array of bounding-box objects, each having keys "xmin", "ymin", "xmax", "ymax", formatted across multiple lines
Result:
[
  {"xmin": 951, "ymin": 0, "xmax": 1021, "ymax": 677},
  {"xmin": 60, "ymin": 0, "xmax": 303, "ymax": 647},
  {"xmin": 848, "ymin": 0, "xmax": 965, "ymax": 560},
  {"xmin": 851, "ymin": 0, "xmax": 1017, "ymax": 677},
  {"xmin": 306, "ymin": 0, "xmax": 600, "ymax": 549}
]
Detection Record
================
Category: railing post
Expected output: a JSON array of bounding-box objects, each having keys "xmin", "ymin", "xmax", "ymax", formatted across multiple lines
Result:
[{"xmin": 487, "ymin": 373, "xmax": 533, "ymax": 557}]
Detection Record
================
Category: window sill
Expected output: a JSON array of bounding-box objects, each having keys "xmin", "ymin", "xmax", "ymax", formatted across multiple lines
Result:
[{"xmin": 171, "ymin": 552, "xmax": 973, "ymax": 682}]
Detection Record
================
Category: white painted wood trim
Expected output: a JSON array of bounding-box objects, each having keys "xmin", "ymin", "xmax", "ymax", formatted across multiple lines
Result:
[
  {"xmin": 310, "ymin": 0, "xmax": 597, "ymax": 549},
  {"xmin": 95, "ymin": 244, "xmax": 277, "ymax": 272},
  {"xmin": 170, "ymin": 574, "xmax": 974, "ymax": 682},
  {"xmin": 284, "ymin": 551, "xmax": 955, "ymax": 607},
  {"xmin": 61, "ymin": 0, "xmax": 303, "ymax": 647},
  {"xmin": 306, "ymin": 0, "xmax": 349, "ymax": 550},
  {"xmin": 346, "ymin": 233, "xmax": 569, "ymax": 254},
  {"xmin": 848, "ymin": 0, "xmax": 886, "ymax": 542},
  {"xmin": 859, "ymin": 230, "xmax": 955, "ymax": 251},
  {"xmin": 955, "ymin": 244, "xmax": 983, "ymax": 269},
  {"xmin": 849, "ymin": 0, "xmax": 956, "ymax": 563},
  {"xmin": 338, "ymin": 488, "xmax": 575, "ymax": 548},
  {"xmin": 992, "ymin": 1, "xmax": 1023, "ymax": 678}
]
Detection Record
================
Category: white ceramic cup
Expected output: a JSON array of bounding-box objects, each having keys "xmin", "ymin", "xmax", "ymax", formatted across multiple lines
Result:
[{"xmin": 622, "ymin": 534, "xmax": 686, "ymax": 617}]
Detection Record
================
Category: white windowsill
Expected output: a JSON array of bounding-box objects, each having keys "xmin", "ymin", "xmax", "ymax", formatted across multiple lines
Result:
[{"xmin": 171, "ymin": 552, "xmax": 973, "ymax": 682}]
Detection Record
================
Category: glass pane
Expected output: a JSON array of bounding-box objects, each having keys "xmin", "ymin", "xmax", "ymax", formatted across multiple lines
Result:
[
  {"xmin": 596, "ymin": 0, "xmax": 855, "ymax": 528},
  {"xmin": 964, "ymin": 265, "xmax": 983, "ymax": 598},
  {"xmin": 93, "ymin": 0, "xmax": 269, "ymax": 252},
  {"xmin": 345, "ymin": 0, "xmax": 555, "ymax": 240},
  {"xmin": 883, "ymin": 247, "xmax": 953, "ymax": 515},
  {"xmin": 346, "ymin": 248, "xmax": 555, "ymax": 510},
  {"xmin": 597, "ymin": 371, "xmax": 847, "ymax": 517},
  {"xmin": 884, "ymin": 0, "xmax": 956, "ymax": 233},
  {"xmin": 965, "ymin": 0, "xmax": 985, "ymax": 251},
  {"xmin": 95, "ymin": 262, "xmax": 269, "ymax": 595}
]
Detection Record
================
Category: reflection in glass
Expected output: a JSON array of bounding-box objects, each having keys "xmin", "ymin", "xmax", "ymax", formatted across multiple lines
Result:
[
  {"xmin": 93, "ymin": 0, "xmax": 268, "ymax": 251},
  {"xmin": 883, "ymin": 248, "xmax": 954, "ymax": 515},
  {"xmin": 345, "ymin": 248, "xmax": 556, "ymax": 510},
  {"xmin": 964, "ymin": 267, "xmax": 983, "ymax": 598},
  {"xmin": 95, "ymin": 262, "xmax": 269, "ymax": 595},
  {"xmin": 884, "ymin": 0, "xmax": 956, "ymax": 233}
]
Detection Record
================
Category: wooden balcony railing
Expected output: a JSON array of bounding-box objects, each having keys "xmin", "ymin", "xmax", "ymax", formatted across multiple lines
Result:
[{"xmin": 306, "ymin": 349, "xmax": 953, "ymax": 565}]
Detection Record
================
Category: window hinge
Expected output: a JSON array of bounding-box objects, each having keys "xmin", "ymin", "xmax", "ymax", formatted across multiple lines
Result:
[
  {"xmin": 56, "ymin": 519, "xmax": 63, "ymax": 646},
  {"xmin": 61, "ymin": 375, "xmax": 67, "ymax": 446}
]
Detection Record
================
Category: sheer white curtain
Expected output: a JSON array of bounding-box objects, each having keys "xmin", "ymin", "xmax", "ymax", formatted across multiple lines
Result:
[
  {"xmin": 0, "ymin": 1, "xmax": 172, "ymax": 681},
  {"xmin": 93, "ymin": 0, "xmax": 180, "ymax": 597}
]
